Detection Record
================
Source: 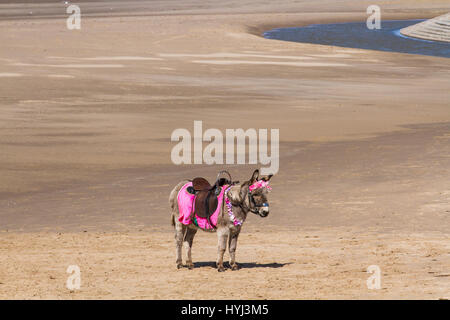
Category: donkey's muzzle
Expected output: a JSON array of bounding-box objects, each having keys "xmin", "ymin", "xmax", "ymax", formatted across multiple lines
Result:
[{"xmin": 258, "ymin": 204, "xmax": 269, "ymax": 217}]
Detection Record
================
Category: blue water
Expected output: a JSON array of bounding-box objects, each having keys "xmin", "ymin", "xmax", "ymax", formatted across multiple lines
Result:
[{"xmin": 264, "ymin": 20, "xmax": 450, "ymax": 58}]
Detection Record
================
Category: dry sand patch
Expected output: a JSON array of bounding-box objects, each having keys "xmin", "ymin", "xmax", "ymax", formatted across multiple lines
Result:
[{"xmin": 0, "ymin": 229, "xmax": 448, "ymax": 299}]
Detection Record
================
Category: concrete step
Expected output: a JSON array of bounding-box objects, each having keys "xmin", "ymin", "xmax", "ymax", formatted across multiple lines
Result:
[{"xmin": 400, "ymin": 13, "xmax": 450, "ymax": 42}]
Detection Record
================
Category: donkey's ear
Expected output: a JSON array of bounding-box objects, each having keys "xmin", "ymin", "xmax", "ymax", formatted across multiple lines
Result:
[
  {"xmin": 250, "ymin": 169, "xmax": 259, "ymax": 183},
  {"xmin": 261, "ymin": 174, "xmax": 273, "ymax": 182}
]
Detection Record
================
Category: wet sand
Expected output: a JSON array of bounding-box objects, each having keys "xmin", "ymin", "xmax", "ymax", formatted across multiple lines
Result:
[{"xmin": 0, "ymin": 0, "xmax": 449, "ymax": 299}]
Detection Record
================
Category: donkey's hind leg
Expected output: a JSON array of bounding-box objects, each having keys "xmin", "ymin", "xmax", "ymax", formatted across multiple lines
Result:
[
  {"xmin": 184, "ymin": 227, "xmax": 197, "ymax": 270},
  {"xmin": 174, "ymin": 221, "xmax": 185, "ymax": 269},
  {"xmin": 216, "ymin": 227, "xmax": 229, "ymax": 272}
]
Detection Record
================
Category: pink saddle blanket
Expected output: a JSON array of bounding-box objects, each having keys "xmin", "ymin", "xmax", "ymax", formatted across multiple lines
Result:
[{"xmin": 177, "ymin": 182, "xmax": 226, "ymax": 230}]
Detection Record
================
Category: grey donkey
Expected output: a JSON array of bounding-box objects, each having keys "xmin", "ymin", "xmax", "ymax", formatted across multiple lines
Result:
[{"xmin": 169, "ymin": 169, "xmax": 273, "ymax": 271}]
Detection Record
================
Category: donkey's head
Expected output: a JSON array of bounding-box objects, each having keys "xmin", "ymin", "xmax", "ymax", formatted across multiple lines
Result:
[{"xmin": 246, "ymin": 169, "xmax": 273, "ymax": 218}]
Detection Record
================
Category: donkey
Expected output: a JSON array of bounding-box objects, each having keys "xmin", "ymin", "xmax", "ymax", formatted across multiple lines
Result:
[{"xmin": 169, "ymin": 169, "xmax": 273, "ymax": 271}]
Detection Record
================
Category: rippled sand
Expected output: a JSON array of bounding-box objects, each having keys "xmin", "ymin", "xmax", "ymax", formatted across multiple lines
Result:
[{"xmin": 0, "ymin": 0, "xmax": 449, "ymax": 299}]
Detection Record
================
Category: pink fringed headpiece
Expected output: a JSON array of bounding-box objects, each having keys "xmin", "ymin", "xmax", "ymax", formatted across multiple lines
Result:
[{"xmin": 249, "ymin": 180, "xmax": 272, "ymax": 192}]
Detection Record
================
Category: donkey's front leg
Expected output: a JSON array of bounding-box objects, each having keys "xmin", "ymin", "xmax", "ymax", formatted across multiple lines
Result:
[
  {"xmin": 216, "ymin": 227, "xmax": 229, "ymax": 272},
  {"xmin": 228, "ymin": 229, "xmax": 240, "ymax": 270}
]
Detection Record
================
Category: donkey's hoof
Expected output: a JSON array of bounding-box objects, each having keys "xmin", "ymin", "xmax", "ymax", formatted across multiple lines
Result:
[
  {"xmin": 187, "ymin": 263, "xmax": 194, "ymax": 270},
  {"xmin": 217, "ymin": 266, "xmax": 225, "ymax": 272},
  {"xmin": 176, "ymin": 263, "xmax": 183, "ymax": 269},
  {"xmin": 231, "ymin": 264, "xmax": 239, "ymax": 271}
]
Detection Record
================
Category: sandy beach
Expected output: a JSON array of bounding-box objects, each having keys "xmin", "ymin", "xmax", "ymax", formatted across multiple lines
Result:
[{"xmin": 0, "ymin": 0, "xmax": 449, "ymax": 299}]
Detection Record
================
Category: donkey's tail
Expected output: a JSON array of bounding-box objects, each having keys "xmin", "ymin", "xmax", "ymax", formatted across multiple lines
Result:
[{"xmin": 171, "ymin": 213, "xmax": 175, "ymax": 228}]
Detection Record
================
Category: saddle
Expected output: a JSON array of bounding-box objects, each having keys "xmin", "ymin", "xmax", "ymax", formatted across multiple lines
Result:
[
  {"xmin": 189, "ymin": 171, "xmax": 235, "ymax": 220},
  {"xmin": 192, "ymin": 177, "xmax": 220, "ymax": 218}
]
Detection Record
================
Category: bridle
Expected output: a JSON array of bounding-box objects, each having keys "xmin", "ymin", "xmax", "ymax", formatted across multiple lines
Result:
[
  {"xmin": 247, "ymin": 186, "xmax": 269, "ymax": 215},
  {"xmin": 226, "ymin": 180, "xmax": 270, "ymax": 220}
]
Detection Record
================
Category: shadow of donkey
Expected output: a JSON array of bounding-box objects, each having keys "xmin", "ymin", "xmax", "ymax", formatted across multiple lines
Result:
[{"xmin": 192, "ymin": 261, "xmax": 292, "ymax": 269}]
